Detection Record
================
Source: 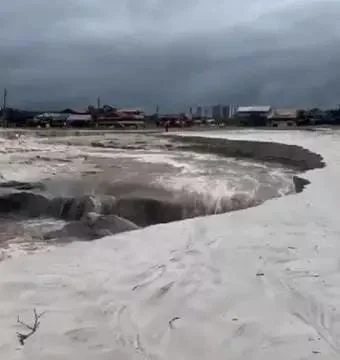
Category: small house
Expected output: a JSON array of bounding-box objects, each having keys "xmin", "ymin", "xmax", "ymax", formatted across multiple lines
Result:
[
  {"xmin": 235, "ymin": 106, "xmax": 271, "ymax": 126},
  {"xmin": 267, "ymin": 108, "xmax": 300, "ymax": 128}
]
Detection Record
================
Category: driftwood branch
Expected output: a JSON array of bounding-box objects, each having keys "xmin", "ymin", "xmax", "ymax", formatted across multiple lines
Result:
[
  {"xmin": 16, "ymin": 309, "xmax": 45, "ymax": 345},
  {"xmin": 168, "ymin": 316, "xmax": 181, "ymax": 329}
]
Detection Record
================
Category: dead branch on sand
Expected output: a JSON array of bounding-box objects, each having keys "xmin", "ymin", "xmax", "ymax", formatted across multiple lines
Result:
[
  {"xmin": 168, "ymin": 316, "xmax": 181, "ymax": 329},
  {"xmin": 16, "ymin": 309, "xmax": 45, "ymax": 345}
]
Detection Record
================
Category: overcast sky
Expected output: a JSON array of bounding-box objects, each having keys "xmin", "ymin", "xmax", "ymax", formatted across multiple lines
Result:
[{"xmin": 1, "ymin": 0, "xmax": 340, "ymax": 111}]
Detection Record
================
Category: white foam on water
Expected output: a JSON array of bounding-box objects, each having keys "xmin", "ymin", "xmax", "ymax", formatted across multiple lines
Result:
[
  {"xmin": 152, "ymin": 153, "xmax": 295, "ymax": 212},
  {"xmin": 0, "ymin": 240, "xmax": 57, "ymax": 261}
]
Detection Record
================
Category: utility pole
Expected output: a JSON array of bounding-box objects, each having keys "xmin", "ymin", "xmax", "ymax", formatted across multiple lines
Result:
[
  {"xmin": 95, "ymin": 96, "xmax": 101, "ymax": 129},
  {"xmin": 2, "ymin": 88, "xmax": 7, "ymax": 127}
]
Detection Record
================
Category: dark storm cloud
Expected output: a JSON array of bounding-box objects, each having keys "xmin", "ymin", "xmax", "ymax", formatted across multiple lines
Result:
[{"xmin": 1, "ymin": 0, "xmax": 340, "ymax": 111}]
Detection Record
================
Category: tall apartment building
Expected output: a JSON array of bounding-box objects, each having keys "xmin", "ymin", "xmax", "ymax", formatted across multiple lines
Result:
[
  {"xmin": 203, "ymin": 106, "xmax": 211, "ymax": 118},
  {"xmin": 212, "ymin": 105, "xmax": 222, "ymax": 119},
  {"xmin": 229, "ymin": 105, "xmax": 239, "ymax": 117},
  {"xmin": 212, "ymin": 104, "xmax": 230, "ymax": 119},
  {"xmin": 222, "ymin": 105, "xmax": 230, "ymax": 119},
  {"xmin": 195, "ymin": 106, "xmax": 203, "ymax": 117}
]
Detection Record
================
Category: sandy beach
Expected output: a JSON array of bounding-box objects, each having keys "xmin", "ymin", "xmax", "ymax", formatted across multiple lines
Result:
[{"xmin": 0, "ymin": 128, "xmax": 338, "ymax": 359}]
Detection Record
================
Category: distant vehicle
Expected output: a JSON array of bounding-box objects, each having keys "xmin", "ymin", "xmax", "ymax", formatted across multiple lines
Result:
[
  {"xmin": 66, "ymin": 114, "xmax": 93, "ymax": 128},
  {"xmin": 204, "ymin": 118, "xmax": 217, "ymax": 126},
  {"xmin": 114, "ymin": 120, "xmax": 146, "ymax": 129},
  {"xmin": 193, "ymin": 119, "xmax": 203, "ymax": 126}
]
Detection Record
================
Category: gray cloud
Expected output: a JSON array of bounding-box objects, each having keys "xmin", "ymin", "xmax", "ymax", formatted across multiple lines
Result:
[{"xmin": 1, "ymin": 0, "xmax": 340, "ymax": 111}]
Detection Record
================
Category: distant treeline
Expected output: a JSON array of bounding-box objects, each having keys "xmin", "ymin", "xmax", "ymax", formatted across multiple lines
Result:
[
  {"xmin": 305, "ymin": 108, "xmax": 340, "ymax": 124},
  {"xmin": 0, "ymin": 108, "xmax": 42, "ymax": 125}
]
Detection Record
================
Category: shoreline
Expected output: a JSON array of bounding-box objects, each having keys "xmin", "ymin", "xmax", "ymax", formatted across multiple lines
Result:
[
  {"xmin": 168, "ymin": 135, "xmax": 325, "ymax": 172},
  {"xmin": 0, "ymin": 124, "xmax": 335, "ymax": 137},
  {"xmin": 168, "ymin": 134, "xmax": 325, "ymax": 193}
]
